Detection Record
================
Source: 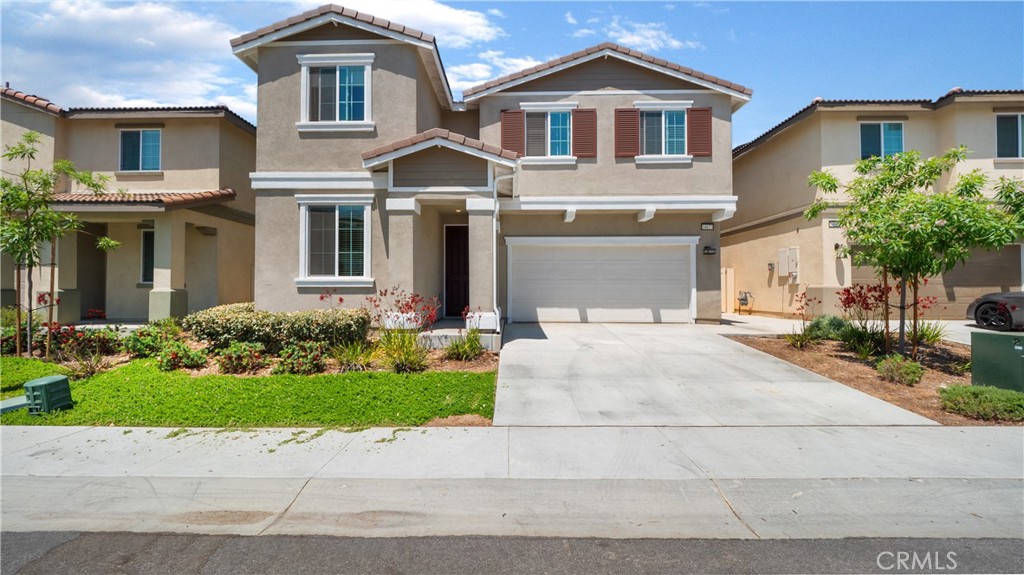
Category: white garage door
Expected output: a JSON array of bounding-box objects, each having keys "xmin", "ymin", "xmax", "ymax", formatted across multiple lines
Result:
[{"xmin": 507, "ymin": 237, "xmax": 696, "ymax": 323}]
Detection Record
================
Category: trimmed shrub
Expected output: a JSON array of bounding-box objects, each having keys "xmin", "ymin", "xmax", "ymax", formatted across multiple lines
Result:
[
  {"xmin": 273, "ymin": 342, "xmax": 327, "ymax": 375},
  {"xmin": 805, "ymin": 315, "xmax": 851, "ymax": 341},
  {"xmin": 940, "ymin": 385, "xmax": 1024, "ymax": 422},
  {"xmin": 444, "ymin": 328, "xmax": 485, "ymax": 361},
  {"xmin": 156, "ymin": 341, "xmax": 207, "ymax": 371},
  {"xmin": 875, "ymin": 355, "xmax": 925, "ymax": 386},
  {"xmin": 379, "ymin": 329, "xmax": 428, "ymax": 373},
  {"xmin": 183, "ymin": 303, "xmax": 370, "ymax": 352},
  {"xmin": 333, "ymin": 340, "xmax": 375, "ymax": 372},
  {"xmin": 215, "ymin": 342, "xmax": 268, "ymax": 374}
]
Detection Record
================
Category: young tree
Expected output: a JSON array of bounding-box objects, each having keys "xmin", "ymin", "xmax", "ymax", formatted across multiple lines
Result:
[
  {"xmin": 1, "ymin": 131, "xmax": 119, "ymax": 357},
  {"xmin": 807, "ymin": 147, "xmax": 1024, "ymax": 359}
]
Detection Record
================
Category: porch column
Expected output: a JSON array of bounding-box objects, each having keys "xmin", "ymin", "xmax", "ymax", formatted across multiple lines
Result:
[
  {"xmin": 149, "ymin": 212, "xmax": 188, "ymax": 320},
  {"xmin": 55, "ymin": 233, "xmax": 80, "ymax": 324},
  {"xmin": 385, "ymin": 198, "xmax": 420, "ymax": 293},
  {"xmin": 466, "ymin": 198, "xmax": 495, "ymax": 311}
]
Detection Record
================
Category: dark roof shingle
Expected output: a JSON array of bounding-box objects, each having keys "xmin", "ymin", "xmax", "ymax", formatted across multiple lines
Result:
[
  {"xmin": 52, "ymin": 189, "xmax": 236, "ymax": 209},
  {"xmin": 230, "ymin": 4, "xmax": 434, "ymax": 48},
  {"xmin": 362, "ymin": 128, "xmax": 519, "ymax": 162}
]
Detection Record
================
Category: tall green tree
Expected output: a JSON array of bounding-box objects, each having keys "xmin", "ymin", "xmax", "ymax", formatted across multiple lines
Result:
[
  {"xmin": 807, "ymin": 146, "xmax": 1024, "ymax": 358},
  {"xmin": 1, "ymin": 131, "xmax": 119, "ymax": 357}
]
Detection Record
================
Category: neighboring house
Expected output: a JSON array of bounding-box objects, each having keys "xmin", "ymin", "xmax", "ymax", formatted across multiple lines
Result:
[
  {"xmin": 1, "ymin": 86, "xmax": 257, "ymax": 323},
  {"xmin": 234, "ymin": 4, "xmax": 750, "ymax": 336},
  {"xmin": 721, "ymin": 88, "xmax": 1024, "ymax": 319}
]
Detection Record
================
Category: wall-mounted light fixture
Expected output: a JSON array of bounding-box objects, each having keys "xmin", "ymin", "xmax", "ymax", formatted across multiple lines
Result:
[
  {"xmin": 767, "ymin": 262, "xmax": 775, "ymax": 272},
  {"xmin": 703, "ymin": 246, "xmax": 717, "ymax": 255}
]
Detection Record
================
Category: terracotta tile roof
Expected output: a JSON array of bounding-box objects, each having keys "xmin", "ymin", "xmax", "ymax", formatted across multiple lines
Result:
[
  {"xmin": 229, "ymin": 4, "xmax": 434, "ymax": 48},
  {"xmin": 51, "ymin": 189, "xmax": 236, "ymax": 209},
  {"xmin": 1, "ymin": 86, "xmax": 62, "ymax": 116},
  {"xmin": 362, "ymin": 128, "xmax": 519, "ymax": 162},
  {"xmin": 463, "ymin": 42, "xmax": 752, "ymax": 98},
  {"xmin": 65, "ymin": 106, "xmax": 256, "ymax": 133},
  {"xmin": 733, "ymin": 89, "xmax": 1024, "ymax": 159}
]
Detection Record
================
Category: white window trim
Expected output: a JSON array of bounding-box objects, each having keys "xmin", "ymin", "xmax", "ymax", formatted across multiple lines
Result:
[
  {"xmin": 859, "ymin": 121, "xmax": 904, "ymax": 159},
  {"xmin": 119, "ymin": 128, "xmax": 162, "ymax": 172},
  {"xmin": 520, "ymin": 107, "xmax": 576, "ymax": 163},
  {"xmin": 995, "ymin": 113, "xmax": 1024, "ymax": 159},
  {"xmin": 635, "ymin": 104, "xmax": 691, "ymax": 162},
  {"xmin": 295, "ymin": 194, "xmax": 374, "ymax": 287},
  {"xmin": 297, "ymin": 53, "xmax": 374, "ymax": 133},
  {"xmin": 139, "ymin": 229, "xmax": 154, "ymax": 284}
]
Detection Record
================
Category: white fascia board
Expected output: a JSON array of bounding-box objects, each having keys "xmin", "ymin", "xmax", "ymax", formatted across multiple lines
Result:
[
  {"xmin": 501, "ymin": 195, "xmax": 738, "ymax": 213},
  {"xmin": 363, "ymin": 138, "xmax": 517, "ymax": 169},
  {"xmin": 233, "ymin": 14, "xmax": 433, "ymax": 56},
  {"xmin": 465, "ymin": 49, "xmax": 751, "ymax": 103},
  {"xmin": 505, "ymin": 235, "xmax": 700, "ymax": 246},
  {"xmin": 519, "ymin": 101, "xmax": 579, "ymax": 111},
  {"xmin": 465, "ymin": 197, "xmax": 496, "ymax": 213},
  {"xmin": 251, "ymin": 172, "xmax": 386, "ymax": 190}
]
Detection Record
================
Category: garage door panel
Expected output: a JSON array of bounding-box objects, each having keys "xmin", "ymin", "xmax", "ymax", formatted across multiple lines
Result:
[{"xmin": 508, "ymin": 242, "xmax": 693, "ymax": 323}]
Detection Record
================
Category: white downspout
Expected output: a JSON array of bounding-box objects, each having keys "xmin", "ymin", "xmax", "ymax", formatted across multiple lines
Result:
[{"xmin": 492, "ymin": 171, "xmax": 516, "ymax": 334}]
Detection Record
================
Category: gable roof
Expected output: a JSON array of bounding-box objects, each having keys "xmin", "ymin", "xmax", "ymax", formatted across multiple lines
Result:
[
  {"xmin": 65, "ymin": 105, "xmax": 256, "ymax": 135},
  {"xmin": 1, "ymin": 86, "xmax": 62, "ymax": 116},
  {"xmin": 362, "ymin": 128, "xmax": 519, "ymax": 169},
  {"xmin": 463, "ymin": 42, "xmax": 752, "ymax": 106},
  {"xmin": 733, "ymin": 88, "xmax": 1024, "ymax": 160},
  {"xmin": 230, "ymin": 4, "xmax": 454, "ymax": 110},
  {"xmin": 51, "ymin": 189, "xmax": 236, "ymax": 210}
]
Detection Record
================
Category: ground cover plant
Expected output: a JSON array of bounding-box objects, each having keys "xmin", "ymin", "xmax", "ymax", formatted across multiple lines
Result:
[
  {"xmin": 0, "ymin": 359, "xmax": 496, "ymax": 427},
  {"xmin": 939, "ymin": 385, "xmax": 1024, "ymax": 422},
  {"xmin": 0, "ymin": 356, "xmax": 69, "ymax": 400}
]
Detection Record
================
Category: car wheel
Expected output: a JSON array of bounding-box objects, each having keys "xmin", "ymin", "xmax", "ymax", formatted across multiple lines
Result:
[{"xmin": 975, "ymin": 302, "xmax": 1011, "ymax": 331}]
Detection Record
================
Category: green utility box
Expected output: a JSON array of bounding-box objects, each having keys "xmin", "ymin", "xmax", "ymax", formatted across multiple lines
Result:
[
  {"xmin": 971, "ymin": 331, "xmax": 1024, "ymax": 392},
  {"xmin": 24, "ymin": 375, "xmax": 73, "ymax": 414}
]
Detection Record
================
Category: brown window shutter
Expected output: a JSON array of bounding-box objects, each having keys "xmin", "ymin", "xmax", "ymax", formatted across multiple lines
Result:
[
  {"xmin": 571, "ymin": 109, "xmax": 597, "ymax": 158},
  {"xmin": 687, "ymin": 107, "xmax": 713, "ymax": 157},
  {"xmin": 500, "ymin": 110, "xmax": 525, "ymax": 156},
  {"xmin": 614, "ymin": 108, "xmax": 640, "ymax": 158}
]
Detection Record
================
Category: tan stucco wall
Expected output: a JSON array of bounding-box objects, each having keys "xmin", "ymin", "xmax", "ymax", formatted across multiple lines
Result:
[
  {"xmin": 105, "ymin": 223, "xmax": 149, "ymax": 319},
  {"xmin": 254, "ymin": 43, "xmax": 425, "ymax": 172},
  {"xmin": 218, "ymin": 121, "xmax": 257, "ymax": 213},
  {"xmin": 63, "ymin": 118, "xmax": 222, "ymax": 192},
  {"xmin": 478, "ymin": 92, "xmax": 735, "ymax": 197},
  {"xmin": 497, "ymin": 212, "xmax": 722, "ymax": 321},
  {"xmin": 254, "ymin": 191, "xmax": 389, "ymax": 311},
  {"xmin": 1, "ymin": 99, "xmax": 59, "ymax": 173}
]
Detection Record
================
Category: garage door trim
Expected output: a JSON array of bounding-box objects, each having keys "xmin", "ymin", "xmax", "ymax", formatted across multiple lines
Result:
[{"xmin": 505, "ymin": 235, "xmax": 699, "ymax": 323}]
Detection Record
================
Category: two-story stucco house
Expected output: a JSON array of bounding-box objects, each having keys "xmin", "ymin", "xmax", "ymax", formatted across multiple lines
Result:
[
  {"xmin": 234, "ymin": 4, "xmax": 750, "ymax": 339},
  {"xmin": 1, "ymin": 87, "xmax": 257, "ymax": 323},
  {"xmin": 721, "ymin": 89, "xmax": 1024, "ymax": 319}
]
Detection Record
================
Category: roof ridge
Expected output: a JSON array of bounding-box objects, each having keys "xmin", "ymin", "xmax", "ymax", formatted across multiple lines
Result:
[
  {"xmin": 362, "ymin": 128, "xmax": 519, "ymax": 161},
  {"xmin": 1, "ymin": 86, "xmax": 62, "ymax": 115},
  {"xmin": 462, "ymin": 42, "xmax": 751, "ymax": 98},
  {"xmin": 229, "ymin": 3, "xmax": 435, "ymax": 47}
]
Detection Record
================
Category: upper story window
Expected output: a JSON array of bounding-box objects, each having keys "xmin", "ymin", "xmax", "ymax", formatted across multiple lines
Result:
[
  {"xmin": 860, "ymin": 122, "xmax": 903, "ymax": 160},
  {"xmin": 996, "ymin": 114, "xmax": 1024, "ymax": 158},
  {"xmin": 297, "ymin": 53, "xmax": 374, "ymax": 132},
  {"xmin": 640, "ymin": 110, "xmax": 686, "ymax": 156},
  {"xmin": 525, "ymin": 111, "xmax": 572, "ymax": 157},
  {"xmin": 296, "ymin": 195, "xmax": 373, "ymax": 287},
  {"xmin": 120, "ymin": 129, "xmax": 161, "ymax": 172}
]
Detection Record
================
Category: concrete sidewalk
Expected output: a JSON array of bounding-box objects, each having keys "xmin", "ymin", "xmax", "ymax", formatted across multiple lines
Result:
[{"xmin": 3, "ymin": 425, "xmax": 1021, "ymax": 539}]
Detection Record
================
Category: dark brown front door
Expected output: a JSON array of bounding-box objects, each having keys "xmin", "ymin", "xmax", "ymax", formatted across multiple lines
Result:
[{"xmin": 445, "ymin": 225, "xmax": 469, "ymax": 317}]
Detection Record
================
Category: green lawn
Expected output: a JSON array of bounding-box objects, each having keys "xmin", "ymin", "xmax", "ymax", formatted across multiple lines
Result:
[
  {"xmin": 1, "ymin": 356, "xmax": 70, "ymax": 400},
  {"xmin": 0, "ymin": 359, "xmax": 495, "ymax": 427}
]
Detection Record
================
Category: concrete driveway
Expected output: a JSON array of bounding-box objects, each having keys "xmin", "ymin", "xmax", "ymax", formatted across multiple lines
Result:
[{"xmin": 494, "ymin": 323, "xmax": 936, "ymax": 426}]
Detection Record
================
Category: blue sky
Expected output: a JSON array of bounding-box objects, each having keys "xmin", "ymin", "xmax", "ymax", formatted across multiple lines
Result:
[{"xmin": 2, "ymin": 1, "xmax": 1022, "ymax": 144}]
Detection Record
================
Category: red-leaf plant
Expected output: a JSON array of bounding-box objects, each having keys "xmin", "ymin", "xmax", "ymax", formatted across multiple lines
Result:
[{"xmin": 364, "ymin": 286, "xmax": 440, "ymax": 331}]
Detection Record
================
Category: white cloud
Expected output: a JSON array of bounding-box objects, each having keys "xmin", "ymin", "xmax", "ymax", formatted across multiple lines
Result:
[
  {"xmin": 694, "ymin": 2, "xmax": 730, "ymax": 15},
  {"xmin": 292, "ymin": 0, "xmax": 504, "ymax": 48},
  {"xmin": 572, "ymin": 29, "xmax": 597, "ymax": 38},
  {"xmin": 446, "ymin": 50, "xmax": 545, "ymax": 94},
  {"xmin": 564, "ymin": 11, "xmax": 577, "ymax": 25},
  {"xmin": 605, "ymin": 16, "xmax": 704, "ymax": 52},
  {"xmin": 487, "ymin": 8, "xmax": 505, "ymax": 18},
  {"xmin": 1, "ymin": 1, "xmax": 257, "ymax": 120}
]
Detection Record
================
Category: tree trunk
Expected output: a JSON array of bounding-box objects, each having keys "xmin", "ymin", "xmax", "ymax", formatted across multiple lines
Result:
[
  {"xmin": 911, "ymin": 278, "xmax": 920, "ymax": 361},
  {"xmin": 14, "ymin": 266, "xmax": 23, "ymax": 356},
  {"xmin": 26, "ymin": 266, "xmax": 34, "ymax": 357},
  {"xmin": 897, "ymin": 277, "xmax": 907, "ymax": 356},
  {"xmin": 45, "ymin": 238, "xmax": 57, "ymax": 359},
  {"xmin": 881, "ymin": 268, "xmax": 891, "ymax": 354}
]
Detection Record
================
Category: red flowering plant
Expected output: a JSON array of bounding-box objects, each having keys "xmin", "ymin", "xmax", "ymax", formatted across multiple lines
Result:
[
  {"xmin": 84, "ymin": 308, "xmax": 107, "ymax": 320},
  {"xmin": 836, "ymin": 283, "xmax": 891, "ymax": 330},
  {"xmin": 318, "ymin": 288, "xmax": 345, "ymax": 309},
  {"xmin": 364, "ymin": 286, "xmax": 440, "ymax": 332},
  {"xmin": 792, "ymin": 291, "xmax": 821, "ymax": 325}
]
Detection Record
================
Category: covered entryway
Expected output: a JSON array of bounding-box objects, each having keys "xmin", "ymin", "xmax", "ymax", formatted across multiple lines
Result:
[{"xmin": 506, "ymin": 236, "xmax": 696, "ymax": 323}]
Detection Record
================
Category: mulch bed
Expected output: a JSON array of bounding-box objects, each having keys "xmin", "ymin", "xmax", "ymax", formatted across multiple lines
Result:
[{"xmin": 732, "ymin": 336, "xmax": 1020, "ymax": 426}]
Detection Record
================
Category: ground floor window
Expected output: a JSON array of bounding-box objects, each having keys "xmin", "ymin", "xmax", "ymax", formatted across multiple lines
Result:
[
  {"xmin": 296, "ymin": 195, "xmax": 373, "ymax": 285},
  {"xmin": 140, "ymin": 229, "xmax": 154, "ymax": 283}
]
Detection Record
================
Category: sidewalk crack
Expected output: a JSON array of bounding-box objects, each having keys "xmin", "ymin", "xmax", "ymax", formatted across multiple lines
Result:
[{"xmin": 709, "ymin": 477, "xmax": 762, "ymax": 539}]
